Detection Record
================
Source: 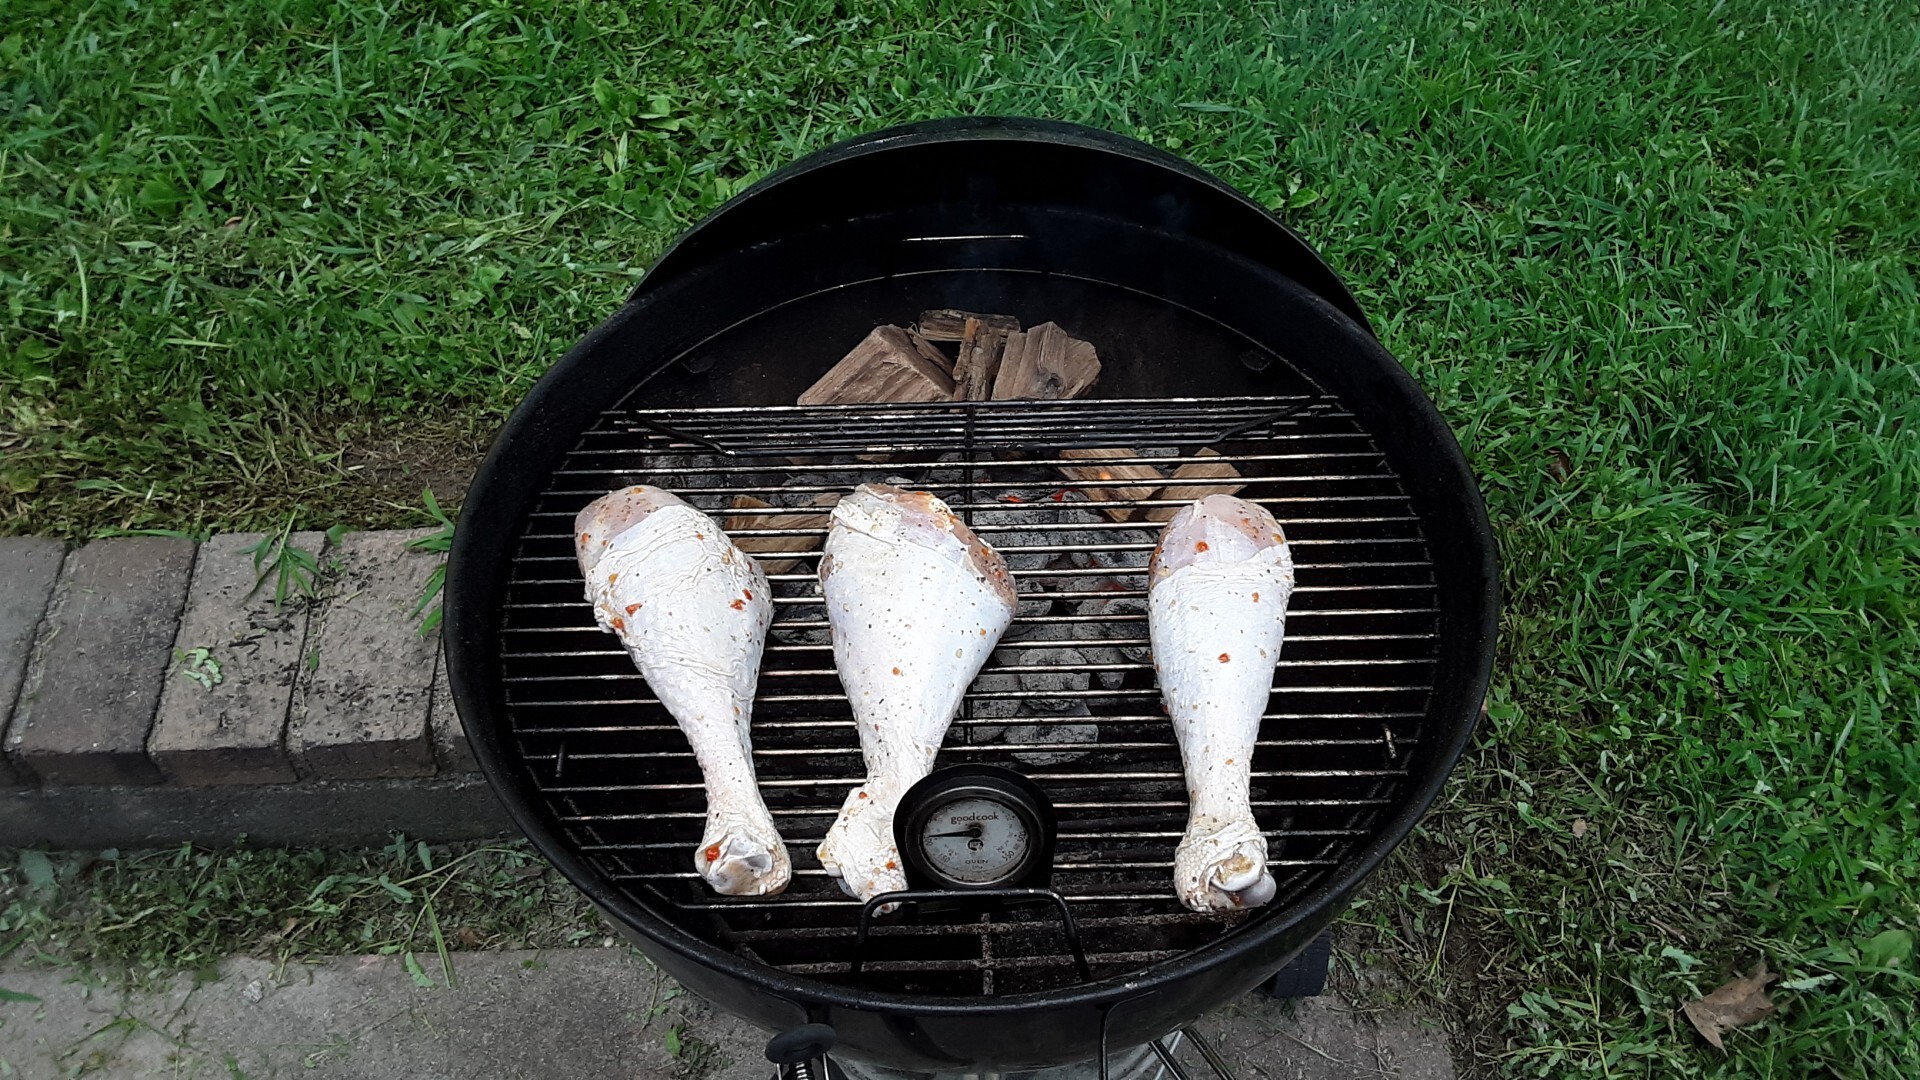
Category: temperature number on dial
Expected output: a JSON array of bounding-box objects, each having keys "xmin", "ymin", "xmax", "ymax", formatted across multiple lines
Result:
[{"xmin": 918, "ymin": 796, "xmax": 1031, "ymax": 885}]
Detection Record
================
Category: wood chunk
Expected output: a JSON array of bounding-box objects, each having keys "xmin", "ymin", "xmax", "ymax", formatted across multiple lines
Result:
[
  {"xmin": 1056, "ymin": 448, "xmax": 1166, "ymax": 523},
  {"xmin": 725, "ymin": 495, "xmax": 841, "ymax": 574},
  {"xmin": 990, "ymin": 322, "xmax": 1100, "ymax": 400},
  {"xmin": 798, "ymin": 326, "xmax": 954, "ymax": 405},
  {"xmin": 1139, "ymin": 448, "xmax": 1247, "ymax": 522},
  {"xmin": 916, "ymin": 309, "xmax": 1019, "ymax": 342},
  {"xmin": 952, "ymin": 316, "xmax": 1012, "ymax": 401},
  {"xmin": 904, "ymin": 327, "xmax": 955, "ymax": 377}
]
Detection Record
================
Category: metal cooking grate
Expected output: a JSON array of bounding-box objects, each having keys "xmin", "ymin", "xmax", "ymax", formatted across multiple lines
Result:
[{"xmin": 496, "ymin": 395, "xmax": 1437, "ymax": 997}]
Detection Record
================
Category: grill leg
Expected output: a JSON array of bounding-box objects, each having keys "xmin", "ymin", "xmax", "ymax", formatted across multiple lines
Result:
[{"xmin": 1264, "ymin": 931, "xmax": 1332, "ymax": 998}]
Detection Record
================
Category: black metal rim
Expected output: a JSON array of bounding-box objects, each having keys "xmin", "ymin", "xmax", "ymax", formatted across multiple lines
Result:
[
  {"xmin": 635, "ymin": 116, "xmax": 1375, "ymax": 335},
  {"xmin": 446, "ymin": 121, "xmax": 1499, "ymax": 1020}
]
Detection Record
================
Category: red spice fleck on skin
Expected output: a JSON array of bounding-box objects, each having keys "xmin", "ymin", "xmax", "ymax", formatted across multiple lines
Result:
[
  {"xmin": 730, "ymin": 599, "xmax": 745, "ymax": 610},
  {"xmin": 857, "ymin": 791, "xmax": 869, "ymax": 799},
  {"xmin": 1002, "ymin": 494, "xmax": 1024, "ymax": 503},
  {"xmin": 580, "ymin": 532, "xmax": 590, "ymax": 544},
  {"xmin": 610, "ymin": 616, "xmax": 625, "ymax": 632},
  {"xmin": 624, "ymin": 603, "xmax": 640, "ymax": 615},
  {"xmin": 1252, "ymin": 592, "xmax": 1260, "ymax": 602},
  {"xmin": 703, "ymin": 843, "xmax": 721, "ymax": 864},
  {"xmin": 886, "ymin": 860, "xmax": 898, "ymax": 871},
  {"xmin": 891, "ymin": 666, "xmax": 902, "ymax": 675},
  {"xmin": 694, "ymin": 533, "xmax": 705, "ymax": 540},
  {"xmin": 1218, "ymin": 652, "xmax": 1231, "ymax": 663},
  {"xmin": 607, "ymin": 572, "xmax": 619, "ymax": 583},
  {"xmin": 1195, "ymin": 540, "xmax": 1210, "ymax": 552},
  {"xmin": 1049, "ymin": 490, "xmax": 1068, "ymax": 502},
  {"xmin": 743, "ymin": 589, "xmax": 753, "ymax": 600}
]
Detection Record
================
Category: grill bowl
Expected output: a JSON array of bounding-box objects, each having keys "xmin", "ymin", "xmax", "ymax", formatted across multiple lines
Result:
[{"xmin": 447, "ymin": 118, "xmax": 1496, "ymax": 1073}]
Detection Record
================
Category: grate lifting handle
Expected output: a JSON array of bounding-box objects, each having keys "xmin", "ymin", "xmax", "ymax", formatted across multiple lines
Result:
[{"xmin": 847, "ymin": 887, "xmax": 1092, "ymax": 984}]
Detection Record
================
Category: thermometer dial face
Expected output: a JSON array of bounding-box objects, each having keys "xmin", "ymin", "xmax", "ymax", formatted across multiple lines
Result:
[
  {"xmin": 896, "ymin": 766, "xmax": 1057, "ymax": 891},
  {"xmin": 918, "ymin": 794, "xmax": 1032, "ymax": 885}
]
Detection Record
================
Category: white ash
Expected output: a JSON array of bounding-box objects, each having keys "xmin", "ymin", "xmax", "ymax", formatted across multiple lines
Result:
[
  {"xmin": 1012, "ymin": 645, "xmax": 1094, "ymax": 711},
  {"xmin": 1013, "ymin": 576, "xmax": 1053, "ymax": 621}
]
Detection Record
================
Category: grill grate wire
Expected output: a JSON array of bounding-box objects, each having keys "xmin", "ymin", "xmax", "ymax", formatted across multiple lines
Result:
[{"xmin": 498, "ymin": 396, "xmax": 1437, "ymax": 997}]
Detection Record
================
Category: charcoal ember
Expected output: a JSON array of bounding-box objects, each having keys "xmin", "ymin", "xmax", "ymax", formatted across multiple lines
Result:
[
  {"xmin": 972, "ymin": 489, "xmax": 1112, "ymax": 574},
  {"xmin": 1067, "ymin": 633, "xmax": 1132, "ymax": 691},
  {"xmin": 1049, "ymin": 549, "xmax": 1150, "ymax": 598},
  {"xmin": 621, "ymin": 454, "xmax": 728, "ymax": 510},
  {"xmin": 768, "ymin": 576, "xmax": 831, "ymax": 646},
  {"xmin": 966, "ymin": 669, "xmax": 1023, "ymax": 723},
  {"xmin": 1074, "ymin": 595, "xmax": 1152, "ymax": 664},
  {"xmin": 1004, "ymin": 576, "xmax": 1052, "ymax": 621},
  {"xmin": 773, "ymin": 471, "xmax": 862, "ymax": 507},
  {"xmin": 1012, "ymin": 645, "xmax": 1093, "ymax": 711},
  {"xmin": 916, "ymin": 452, "xmax": 968, "ymax": 488},
  {"xmin": 1008, "ymin": 708, "xmax": 1099, "ymax": 766}
]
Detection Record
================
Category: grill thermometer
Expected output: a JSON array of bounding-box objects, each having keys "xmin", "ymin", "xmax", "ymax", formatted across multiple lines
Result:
[{"xmin": 894, "ymin": 764, "xmax": 1058, "ymax": 891}]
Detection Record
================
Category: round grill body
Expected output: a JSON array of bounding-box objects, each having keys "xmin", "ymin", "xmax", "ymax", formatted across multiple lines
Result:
[{"xmin": 446, "ymin": 118, "xmax": 1496, "ymax": 1073}]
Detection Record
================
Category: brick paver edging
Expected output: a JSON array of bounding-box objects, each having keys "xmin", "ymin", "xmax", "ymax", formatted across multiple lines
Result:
[{"xmin": 0, "ymin": 533, "xmax": 510, "ymax": 848}]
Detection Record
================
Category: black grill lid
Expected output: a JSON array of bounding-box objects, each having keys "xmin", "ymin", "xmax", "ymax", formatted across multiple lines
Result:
[{"xmin": 445, "ymin": 118, "xmax": 1496, "ymax": 1073}]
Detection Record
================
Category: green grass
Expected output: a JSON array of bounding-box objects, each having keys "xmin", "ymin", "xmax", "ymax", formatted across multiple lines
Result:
[
  {"xmin": 2, "ymin": 0, "xmax": 1916, "ymax": 1075},
  {"xmin": 1, "ymin": 840, "xmax": 604, "ymax": 987}
]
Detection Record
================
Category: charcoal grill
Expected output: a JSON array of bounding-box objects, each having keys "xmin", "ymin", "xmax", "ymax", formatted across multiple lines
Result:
[{"xmin": 446, "ymin": 118, "xmax": 1497, "ymax": 1076}]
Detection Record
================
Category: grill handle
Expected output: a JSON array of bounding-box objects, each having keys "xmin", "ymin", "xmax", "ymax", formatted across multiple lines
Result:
[
  {"xmin": 766, "ymin": 1022, "xmax": 839, "ymax": 1080},
  {"xmin": 846, "ymin": 887, "xmax": 1091, "ymax": 984}
]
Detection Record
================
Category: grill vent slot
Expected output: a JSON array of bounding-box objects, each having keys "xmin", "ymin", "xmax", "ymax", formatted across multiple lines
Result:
[{"xmin": 498, "ymin": 396, "xmax": 1438, "ymax": 997}]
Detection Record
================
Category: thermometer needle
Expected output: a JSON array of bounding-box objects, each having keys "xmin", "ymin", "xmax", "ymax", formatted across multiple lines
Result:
[{"xmin": 927, "ymin": 827, "xmax": 985, "ymax": 839}]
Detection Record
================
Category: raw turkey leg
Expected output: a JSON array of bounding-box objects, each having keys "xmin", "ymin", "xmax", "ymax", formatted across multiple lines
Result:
[
  {"xmin": 816, "ymin": 484, "xmax": 1018, "ymax": 901},
  {"xmin": 1147, "ymin": 494, "xmax": 1296, "ymax": 911},
  {"xmin": 576, "ymin": 486, "xmax": 790, "ymax": 897}
]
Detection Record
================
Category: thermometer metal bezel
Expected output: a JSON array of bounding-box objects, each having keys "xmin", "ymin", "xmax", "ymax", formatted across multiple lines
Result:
[{"xmin": 895, "ymin": 765, "xmax": 1057, "ymax": 891}]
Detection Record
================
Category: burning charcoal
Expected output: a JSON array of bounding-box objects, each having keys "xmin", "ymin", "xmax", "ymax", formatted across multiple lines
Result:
[
  {"xmin": 967, "ymin": 669, "xmax": 1023, "ymax": 723},
  {"xmin": 773, "ymin": 471, "xmax": 864, "ymax": 507},
  {"xmin": 1074, "ymin": 595, "xmax": 1152, "ymax": 664},
  {"xmin": 768, "ymin": 576, "xmax": 831, "ymax": 647},
  {"xmin": 915, "ymin": 452, "xmax": 968, "ymax": 490},
  {"xmin": 618, "ymin": 454, "xmax": 730, "ymax": 511},
  {"xmin": 971, "ymin": 495, "xmax": 1069, "ymax": 573},
  {"xmin": 1008, "ymin": 708, "xmax": 1099, "ymax": 766},
  {"xmin": 972, "ymin": 489, "xmax": 1115, "ymax": 574},
  {"xmin": 1012, "ymin": 645, "xmax": 1093, "ymax": 711},
  {"xmin": 1013, "ymin": 577, "xmax": 1053, "ymax": 621}
]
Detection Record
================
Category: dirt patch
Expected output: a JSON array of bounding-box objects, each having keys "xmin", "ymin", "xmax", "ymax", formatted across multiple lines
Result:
[{"xmin": 339, "ymin": 417, "xmax": 490, "ymax": 518}]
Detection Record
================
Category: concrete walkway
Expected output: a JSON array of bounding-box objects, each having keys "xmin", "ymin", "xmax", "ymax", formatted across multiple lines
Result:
[{"xmin": 0, "ymin": 948, "xmax": 1453, "ymax": 1079}]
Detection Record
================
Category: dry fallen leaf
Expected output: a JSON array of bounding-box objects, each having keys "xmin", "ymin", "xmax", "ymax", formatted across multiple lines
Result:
[
  {"xmin": 452, "ymin": 927, "xmax": 484, "ymax": 948},
  {"xmin": 1682, "ymin": 960, "xmax": 1777, "ymax": 1049},
  {"xmin": 1547, "ymin": 448, "xmax": 1572, "ymax": 482},
  {"xmin": 1572, "ymin": 818, "xmax": 1589, "ymax": 838}
]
